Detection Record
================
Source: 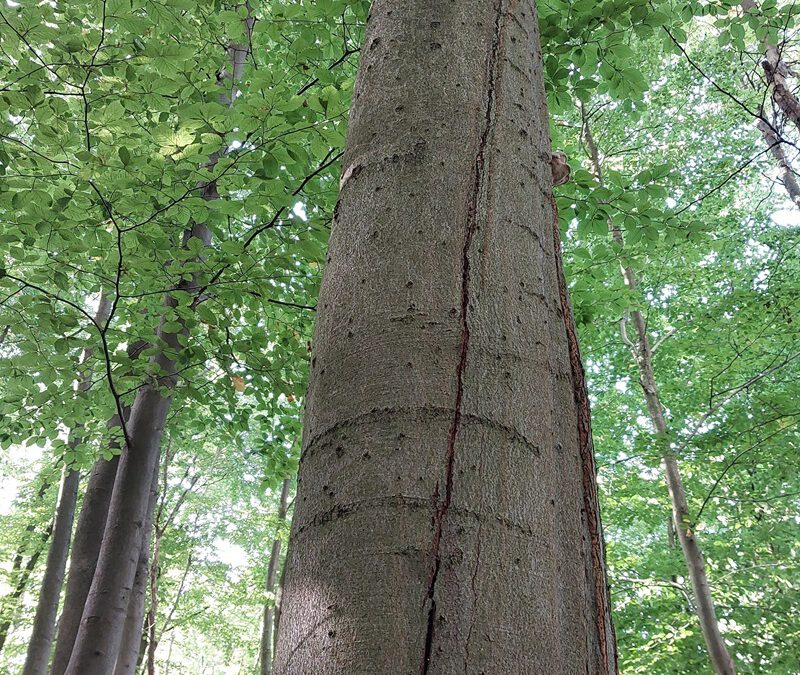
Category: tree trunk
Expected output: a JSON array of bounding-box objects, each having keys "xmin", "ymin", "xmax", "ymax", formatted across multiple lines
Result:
[
  {"xmin": 582, "ymin": 113, "xmax": 735, "ymax": 675},
  {"xmin": 20, "ymin": 468, "xmax": 80, "ymax": 675},
  {"xmin": 145, "ymin": 527, "xmax": 162, "ymax": 675},
  {"xmin": 50, "ymin": 453, "xmax": 120, "ymax": 675},
  {"xmin": 274, "ymin": 2, "xmax": 617, "ymax": 673},
  {"xmin": 0, "ymin": 467, "xmax": 56, "ymax": 656},
  {"xmin": 63, "ymin": 18, "xmax": 252, "ymax": 672},
  {"xmin": 757, "ymin": 119, "xmax": 800, "ymax": 207},
  {"xmin": 112, "ymin": 460, "xmax": 159, "ymax": 675},
  {"xmin": 259, "ymin": 478, "xmax": 291, "ymax": 675},
  {"xmin": 0, "ymin": 522, "xmax": 52, "ymax": 655}
]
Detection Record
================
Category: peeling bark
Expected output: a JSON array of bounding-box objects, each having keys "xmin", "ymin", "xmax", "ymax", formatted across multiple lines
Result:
[{"xmin": 274, "ymin": 2, "xmax": 617, "ymax": 673}]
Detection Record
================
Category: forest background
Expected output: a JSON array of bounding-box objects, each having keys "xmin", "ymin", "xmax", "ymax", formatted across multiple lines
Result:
[{"xmin": 0, "ymin": 0, "xmax": 798, "ymax": 673}]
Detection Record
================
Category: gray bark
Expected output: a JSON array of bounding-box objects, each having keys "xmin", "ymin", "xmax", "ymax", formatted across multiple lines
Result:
[
  {"xmin": 51, "ymin": 342, "xmax": 147, "ymax": 675},
  {"xmin": 20, "ymin": 468, "xmax": 80, "ymax": 675},
  {"xmin": 583, "ymin": 115, "xmax": 735, "ymax": 675},
  {"xmin": 112, "ymin": 460, "xmax": 159, "ymax": 675},
  {"xmin": 63, "ymin": 17, "xmax": 252, "ymax": 672},
  {"xmin": 274, "ymin": 2, "xmax": 616, "ymax": 673},
  {"xmin": 757, "ymin": 119, "xmax": 800, "ymax": 206},
  {"xmin": 259, "ymin": 478, "xmax": 291, "ymax": 675},
  {"xmin": 50, "ymin": 453, "xmax": 120, "ymax": 675},
  {"xmin": 0, "ymin": 467, "xmax": 56, "ymax": 656},
  {"xmin": 740, "ymin": 0, "xmax": 800, "ymax": 208}
]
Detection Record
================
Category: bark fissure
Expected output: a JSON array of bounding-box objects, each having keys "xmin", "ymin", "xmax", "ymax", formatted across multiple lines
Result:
[{"xmin": 421, "ymin": 4, "xmax": 506, "ymax": 672}]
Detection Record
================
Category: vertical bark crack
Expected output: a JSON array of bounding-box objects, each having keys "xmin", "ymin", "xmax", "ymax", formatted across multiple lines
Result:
[
  {"xmin": 550, "ymin": 200, "xmax": 615, "ymax": 674},
  {"xmin": 420, "ymin": 3, "xmax": 507, "ymax": 673}
]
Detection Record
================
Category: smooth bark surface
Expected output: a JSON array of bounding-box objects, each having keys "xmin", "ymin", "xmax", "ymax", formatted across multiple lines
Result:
[
  {"xmin": 50, "ymin": 454, "xmax": 120, "ymax": 675},
  {"xmin": 113, "ymin": 460, "xmax": 159, "ymax": 675},
  {"xmin": 21, "ymin": 468, "xmax": 80, "ymax": 675},
  {"xmin": 274, "ymin": 2, "xmax": 616, "ymax": 673},
  {"xmin": 259, "ymin": 478, "xmax": 291, "ymax": 675},
  {"xmin": 583, "ymin": 115, "xmax": 735, "ymax": 675}
]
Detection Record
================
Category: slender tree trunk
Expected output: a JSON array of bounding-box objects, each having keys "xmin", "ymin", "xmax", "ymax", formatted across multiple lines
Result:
[
  {"xmin": 0, "ymin": 467, "xmax": 56, "ymax": 656},
  {"xmin": 274, "ymin": 2, "xmax": 617, "ymax": 673},
  {"xmin": 740, "ymin": 0, "xmax": 800, "ymax": 207},
  {"xmin": 272, "ymin": 554, "xmax": 286, "ymax": 652},
  {"xmin": 113, "ymin": 460, "xmax": 159, "ymax": 675},
  {"xmin": 145, "ymin": 529, "xmax": 162, "ymax": 675},
  {"xmin": 0, "ymin": 521, "xmax": 53, "ymax": 654},
  {"xmin": 259, "ymin": 479, "xmax": 291, "ymax": 675},
  {"xmin": 63, "ymin": 20, "xmax": 252, "ymax": 672},
  {"xmin": 21, "ymin": 468, "xmax": 80, "ymax": 675},
  {"xmin": 582, "ymin": 113, "xmax": 735, "ymax": 675},
  {"xmin": 757, "ymin": 119, "xmax": 800, "ymax": 206}
]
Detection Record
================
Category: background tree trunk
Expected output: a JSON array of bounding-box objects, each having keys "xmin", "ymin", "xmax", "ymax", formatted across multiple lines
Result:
[
  {"xmin": 64, "ymin": 15, "xmax": 252, "ymax": 668},
  {"xmin": 274, "ymin": 2, "xmax": 617, "ymax": 673},
  {"xmin": 0, "ymin": 470, "xmax": 56, "ymax": 656},
  {"xmin": 22, "ymin": 292, "xmax": 111, "ymax": 675},
  {"xmin": 52, "ymin": 341, "xmax": 145, "ymax": 675},
  {"xmin": 112, "ymin": 460, "xmax": 159, "ymax": 675},
  {"xmin": 50, "ymin": 453, "xmax": 119, "ymax": 675},
  {"xmin": 582, "ymin": 112, "xmax": 735, "ymax": 675},
  {"xmin": 20, "ymin": 467, "xmax": 80, "ymax": 675},
  {"xmin": 259, "ymin": 478, "xmax": 291, "ymax": 675}
]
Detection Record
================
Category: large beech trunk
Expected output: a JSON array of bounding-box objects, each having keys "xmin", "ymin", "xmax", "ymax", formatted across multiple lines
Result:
[
  {"xmin": 259, "ymin": 478, "xmax": 291, "ymax": 675},
  {"xmin": 20, "ymin": 468, "xmax": 80, "ymax": 675},
  {"xmin": 274, "ymin": 2, "xmax": 616, "ymax": 673},
  {"xmin": 582, "ymin": 115, "xmax": 735, "ymax": 675},
  {"xmin": 112, "ymin": 461, "xmax": 159, "ymax": 675}
]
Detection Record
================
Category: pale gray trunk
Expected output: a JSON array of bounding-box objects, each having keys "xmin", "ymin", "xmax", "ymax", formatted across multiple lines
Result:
[
  {"xmin": 50, "ymin": 454, "xmax": 119, "ymax": 675},
  {"xmin": 259, "ymin": 478, "xmax": 291, "ymax": 675},
  {"xmin": 583, "ymin": 115, "xmax": 735, "ymax": 675},
  {"xmin": 757, "ymin": 119, "xmax": 800, "ymax": 206},
  {"xmin": 112, "ymin": 460, "xmax": 159, "ymax": 675},
  {"xmin": 0, "ymin": 467, "xmax": 56, "ymax": 656},
  {"xmin": 20, "ymin": 468, "xmax": 80, "ymax": 675},
  {"xmin": 63, "ymin": 328, "xmax": 189, "ymax": 674},
  {"xmin": 740, "ymin": 0, "xmax": 800, "ymax": 206},
  {"xmin": 52, "ymin": 341, "xmax": 147, "ymax": 675},
  {"xmin": 274, "ymin": 2, "xmax": 616, "ymax": 673},
  {"xmin": 63, "ymin": 18, "xmax": 252, "ymax": 671}
]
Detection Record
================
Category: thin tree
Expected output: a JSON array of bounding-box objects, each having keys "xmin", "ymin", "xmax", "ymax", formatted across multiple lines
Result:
[
  {"xmin": 112, "ymin": 459, "xmax": 159, "ymax": 675},
  {"xmin": 581, "ymin": 108, "xmax": 736, "ymax": 675},
  {"xmin": 259, "ymin": 478, "xmax": 291, "ymax": 675},
  {"xmin": 274, "ymin": 1, "xmax": 617, "ymax": 673},
  {"xmin": 51, "ymin": 339, "xmax": 148, "ymax": 675}
]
